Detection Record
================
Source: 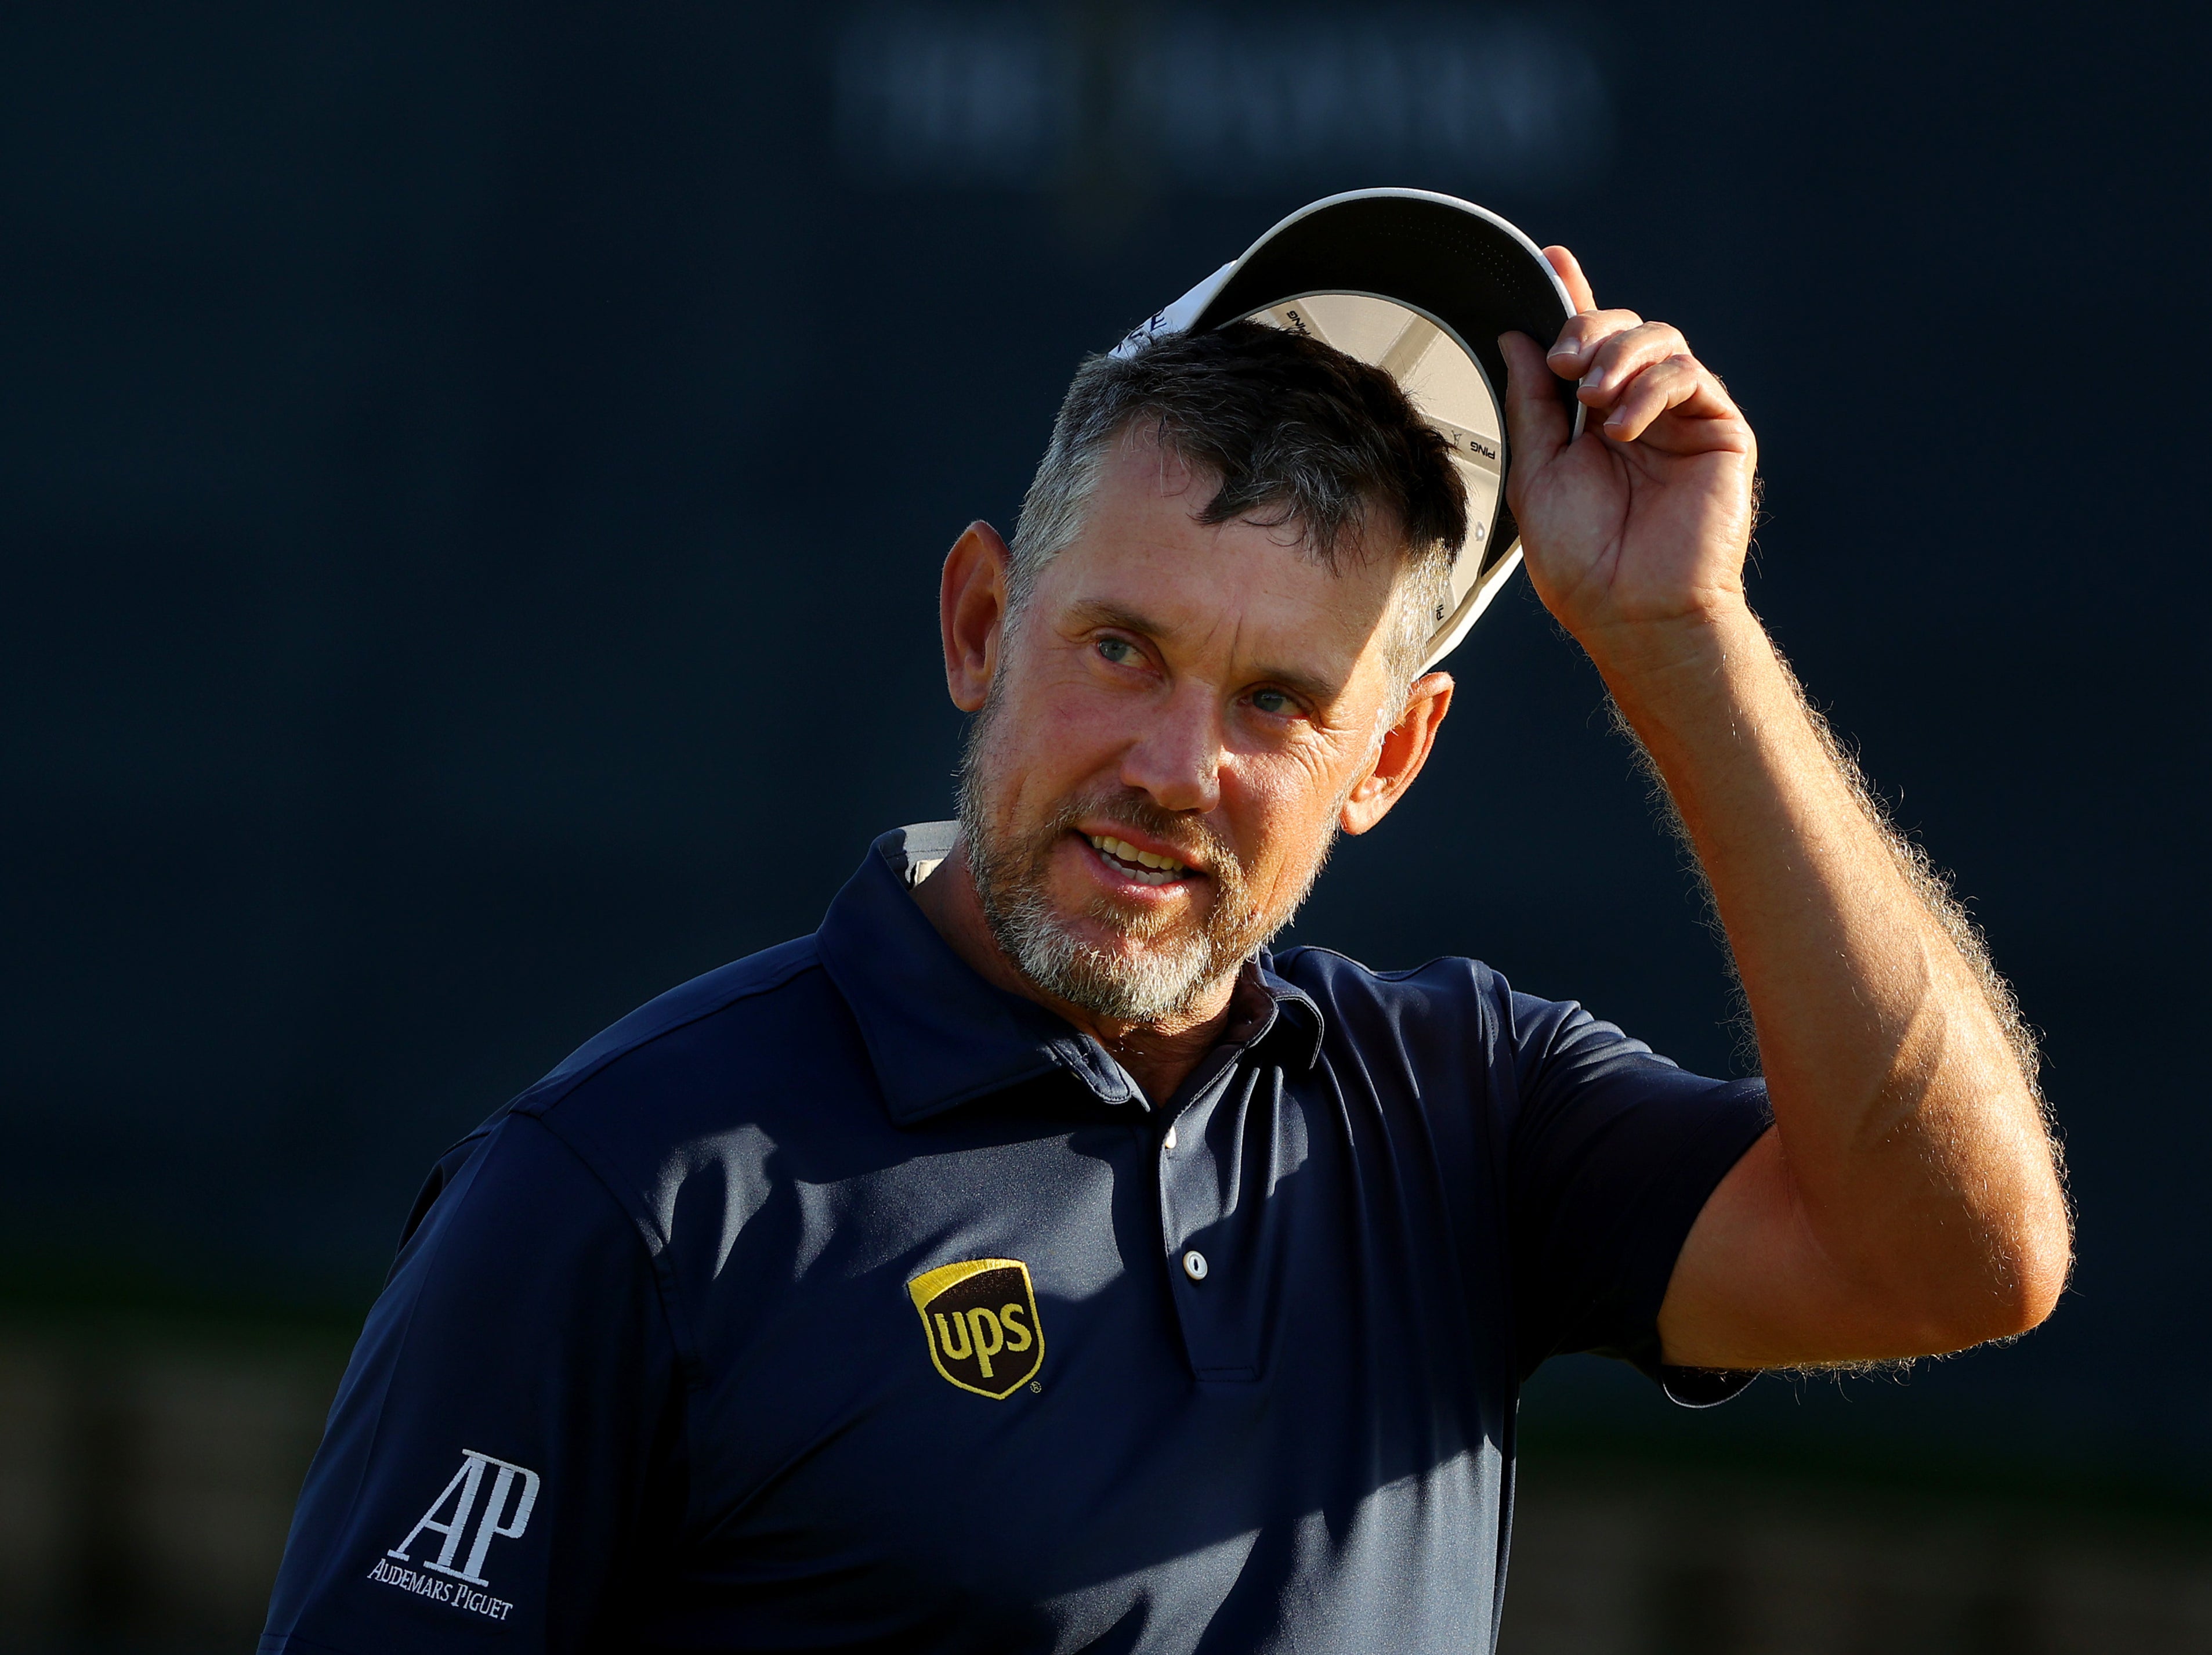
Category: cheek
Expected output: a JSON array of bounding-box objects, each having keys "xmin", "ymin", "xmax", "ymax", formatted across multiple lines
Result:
[
  {"xmin": 1222, "ymin": 757, "xmax": 1347, "ymax": 884},
  {"xmin": 987, "ymin": 661, "xmax": 1132, "ymax": 794}
]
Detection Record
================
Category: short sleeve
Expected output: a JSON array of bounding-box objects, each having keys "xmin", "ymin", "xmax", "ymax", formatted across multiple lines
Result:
[
  {"xmin": 260, "ymin": 1114, "xmax": 684, "ymax": 1653},
  {"xmin": 1503, "ymin": 989, "xmax": 1771, "ymax": 1403}
]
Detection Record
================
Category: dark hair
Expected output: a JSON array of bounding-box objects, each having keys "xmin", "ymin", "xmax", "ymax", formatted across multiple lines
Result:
[{"xmin": 1009, "ymin": 321, "xmax": 1469, "ymax": 684}]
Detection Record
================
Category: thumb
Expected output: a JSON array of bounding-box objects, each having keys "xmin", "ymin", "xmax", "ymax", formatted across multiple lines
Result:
[{"xmin": 1498, "ymin": 331, "xmax": 1572, "ymax": 485}]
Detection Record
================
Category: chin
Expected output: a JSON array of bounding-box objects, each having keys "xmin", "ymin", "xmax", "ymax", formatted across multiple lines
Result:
[{"xmin": 1065, "ymin": 890, "xmax": 1201, "ymax": 951}]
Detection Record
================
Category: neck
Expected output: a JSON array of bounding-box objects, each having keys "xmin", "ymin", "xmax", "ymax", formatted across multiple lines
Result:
[{"xmin": 909, "ymin": 832, "xmax": 1237, "ymax": 1104}]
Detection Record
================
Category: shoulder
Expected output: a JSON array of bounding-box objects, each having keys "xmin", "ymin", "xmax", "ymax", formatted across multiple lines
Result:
[
  {"xmin": 390, "ymin": 1106, "xmax": 652, "ymax": 1281},
  {"xmin": 1267, "ymin": 946, "xmax": 1515, "ymax": 1096},
  {"xmin": 1269, "ymin": 945, "xmax": 1641, "ymax": 1078},
  {"xmin": 475, "ymin": 935, "xmax": 877, "ymax": 1216},
  {"xmin": 517, "ymin": 936, "xmax": 831, "ymax": 1112},
  {"xmin": 387, "ymin": 933, "xmax": 899, "ymax": 1309},
  {"xmin": 1272, "ymin": 944, "xmax": 1504, "ymax": 1030}
]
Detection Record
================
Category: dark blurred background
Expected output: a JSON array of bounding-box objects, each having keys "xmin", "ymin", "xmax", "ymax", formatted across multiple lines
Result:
[{"xmin": 3, "ymin": 2, "xmax": 2207, "ymax": 1649}]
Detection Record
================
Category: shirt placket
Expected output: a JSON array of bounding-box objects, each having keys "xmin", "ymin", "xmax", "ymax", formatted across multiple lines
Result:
[{"xmin": 1156, "ymin": 1053, "xmax": 1268, "ymax": 1383}]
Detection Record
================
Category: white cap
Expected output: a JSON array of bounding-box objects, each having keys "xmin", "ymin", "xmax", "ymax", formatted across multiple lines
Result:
[{"xmin": 1112, "ymin": 189, "xmax": 1579, "ymax": 668}]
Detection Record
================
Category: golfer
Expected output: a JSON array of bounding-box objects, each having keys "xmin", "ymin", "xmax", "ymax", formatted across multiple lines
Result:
[{"xmin": 263, "ymin": 226, "xmax": 2069, "ymax": 1653}]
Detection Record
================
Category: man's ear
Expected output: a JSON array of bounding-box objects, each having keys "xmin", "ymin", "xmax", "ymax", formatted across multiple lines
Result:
[
  {"xmin": 1341, "ymin": 673, "xmax": 1453, "ymax": 835},
  {"xmin": 942, "ymin": 521, "xmax": 1011, "ymax": 713}
]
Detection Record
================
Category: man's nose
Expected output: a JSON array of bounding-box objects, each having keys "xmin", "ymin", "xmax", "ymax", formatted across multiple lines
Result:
[{"xmin": 1119, "ymin": 691, "xmax": 1223, "ymax": 815}]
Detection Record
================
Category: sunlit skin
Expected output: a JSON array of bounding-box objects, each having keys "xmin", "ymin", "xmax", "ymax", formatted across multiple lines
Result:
[
  {"xmin": 1502, "ymin": 248, "xmax": 2068, "ymax": 1369},
  {"xmin": 915, "ymin": 436, "xmax": 1450, "ymax": 1098},
  {"xmin": 921, "ymin": 243, "xmax": 2070, "ymax": 1374}
]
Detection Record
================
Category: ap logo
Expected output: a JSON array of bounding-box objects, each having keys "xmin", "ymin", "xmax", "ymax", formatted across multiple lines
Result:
[{"xmin": 386, "ymin": 1450, "xmax": 540, "ymax": 1587}]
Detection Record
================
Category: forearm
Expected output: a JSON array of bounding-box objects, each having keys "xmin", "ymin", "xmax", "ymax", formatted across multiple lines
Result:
[{"xmin": 1591, "ymin": 599, "xmax": 2069, "ymax": 1347}]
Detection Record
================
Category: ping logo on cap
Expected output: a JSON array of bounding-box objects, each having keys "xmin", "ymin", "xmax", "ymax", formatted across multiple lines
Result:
[{"xmin": 907, "ymin": 1258, "xmax": 1043, "ymax": 1399}]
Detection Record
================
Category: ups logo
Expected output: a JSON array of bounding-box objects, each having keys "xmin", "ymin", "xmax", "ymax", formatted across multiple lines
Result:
[{"xmin": 906, "ymin": 1258, "xmax": 1044, "ymax": 1400}]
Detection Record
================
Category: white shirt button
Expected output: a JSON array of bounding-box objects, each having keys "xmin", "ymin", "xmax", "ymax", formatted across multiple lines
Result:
[
  {"xmin": 1181, "ymin": 1249, "xmax": 1208, "ymax": 1282},
  {"xmin": 1163, "ymin": 1125, "xmax": 1178, "ymax": 1152}
]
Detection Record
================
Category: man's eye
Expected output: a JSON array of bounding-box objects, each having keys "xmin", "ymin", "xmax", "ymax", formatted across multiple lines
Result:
[
  {"xmin": 1096, "ymin": 637, "xmax": 1139, "ymax": 666},
  {"xmin": 1251, "ymin": 689, "xmax": 1299, "ymax": 717}
]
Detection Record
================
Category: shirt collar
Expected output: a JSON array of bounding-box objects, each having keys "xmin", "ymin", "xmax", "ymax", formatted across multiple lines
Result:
[{"xmin": 814, "ymin": 825, "xmax": 1324, "ymax": 1128}]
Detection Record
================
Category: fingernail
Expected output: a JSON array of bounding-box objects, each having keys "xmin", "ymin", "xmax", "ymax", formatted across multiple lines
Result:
[
  {"xmin": 1547, "ymin": 340, "xmax": 1580, "ymax": 361},
  {"xmin": 1580, "ymin": 367, "xmax": 1606, "ymax": 393}
]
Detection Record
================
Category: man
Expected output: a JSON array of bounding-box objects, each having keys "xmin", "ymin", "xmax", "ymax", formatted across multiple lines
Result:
[{"xmin": 263, "ymin": 240, "xmax": 2068, "ymax": 1653}]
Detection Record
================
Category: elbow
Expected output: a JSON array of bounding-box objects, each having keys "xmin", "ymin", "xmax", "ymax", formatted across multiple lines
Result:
[
  {"xmin": 1992, "ymin": 1215, "xmax": 2072, "ymax": 1339},
  {"xmin": 1985, "ymin": 1157, "xmax": 2075, "ymax": 1340},
  {"xmin": 1915, "ymin": 1209, "xmax": 2073, "ymax": 1353},
  {"xmin": 1899, "ymin": 1085, "xmax": 2075, "ymax": 1350}
]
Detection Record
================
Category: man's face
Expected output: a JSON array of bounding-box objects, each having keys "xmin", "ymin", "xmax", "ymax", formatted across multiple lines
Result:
[{"xmin": 958, "ymin": 431, "xmax": 1410, "ymax": 1027}]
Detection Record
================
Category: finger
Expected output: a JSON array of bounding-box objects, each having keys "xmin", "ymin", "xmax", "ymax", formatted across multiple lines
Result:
[
  {"xmin": 1545, "ymin": 307, "xmax": 1644, "ymax": 378},
  {"xmin": 1543, "ymin": 245, "xmax": 1596, "ymax": 313},
  {"xmin": 1598, "ymin": 355, "xmax": 1725, "ymax": 443},
  {"xmin": 1498, "ymin": 330, "xmax": 1572, "ymax": 475},
  {"xmin": 1575, "ymin": 320, "xmax": 1690, "ymax": 408}
]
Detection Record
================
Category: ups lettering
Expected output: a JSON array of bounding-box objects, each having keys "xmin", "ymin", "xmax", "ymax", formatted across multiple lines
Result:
[{"xmin": 907, "ymin": 1259, "xmax": 1045, "ymax": 1399}]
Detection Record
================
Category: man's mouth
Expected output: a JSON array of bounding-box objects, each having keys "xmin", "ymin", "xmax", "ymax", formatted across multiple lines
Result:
[{"xmin": 1085, "ymin": 833, "xmax": 1194, "ymax": 887}]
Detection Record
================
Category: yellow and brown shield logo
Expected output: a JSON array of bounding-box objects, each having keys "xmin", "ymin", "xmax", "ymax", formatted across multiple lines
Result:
[{"xmin": 906, "ymin": 1258, "xmax": 1044, "ymax": 1399}]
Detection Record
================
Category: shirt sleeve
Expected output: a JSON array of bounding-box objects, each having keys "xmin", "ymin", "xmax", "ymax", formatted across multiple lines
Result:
[
  {"xmin": 260, "ymin": 1112, "xmax": 685, "ymax": 1653},
  {"xmin": 1502, "ymin": 987, "xmax": 1772, "ymax": 1404}
]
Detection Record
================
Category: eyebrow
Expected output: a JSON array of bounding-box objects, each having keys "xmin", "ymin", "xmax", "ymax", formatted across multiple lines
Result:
[{"xmin": 1069, "ymin": 598, "xmax": 1349, "ymax": 709}]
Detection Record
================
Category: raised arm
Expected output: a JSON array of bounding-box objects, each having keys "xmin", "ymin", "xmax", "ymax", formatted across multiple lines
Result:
[{"xmin": 1500, "ymin": 250, "xmax": 2070, "ymax": 1369}]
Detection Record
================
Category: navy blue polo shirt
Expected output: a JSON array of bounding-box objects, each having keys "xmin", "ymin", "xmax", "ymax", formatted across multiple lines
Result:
[{"xmin": 263, "ymin": 825, "xmax": 1770, "ymax": 1654}]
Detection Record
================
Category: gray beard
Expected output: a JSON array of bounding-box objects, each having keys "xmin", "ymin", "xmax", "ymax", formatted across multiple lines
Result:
[{"xmin": 955, "ymin": 695, "xmax": 1334, "ymax": 1025}]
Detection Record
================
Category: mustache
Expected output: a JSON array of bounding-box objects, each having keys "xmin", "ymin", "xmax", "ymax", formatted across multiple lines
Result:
[{"xmin": 1049, "ymin": 789, "xmax": 1242, "ymax": 884}]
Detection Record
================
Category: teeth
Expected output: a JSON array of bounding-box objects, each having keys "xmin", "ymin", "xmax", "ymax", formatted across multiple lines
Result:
[{"xmin": 1088, "ymin": 834, "xmax": 1188, "ymax": 881}]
